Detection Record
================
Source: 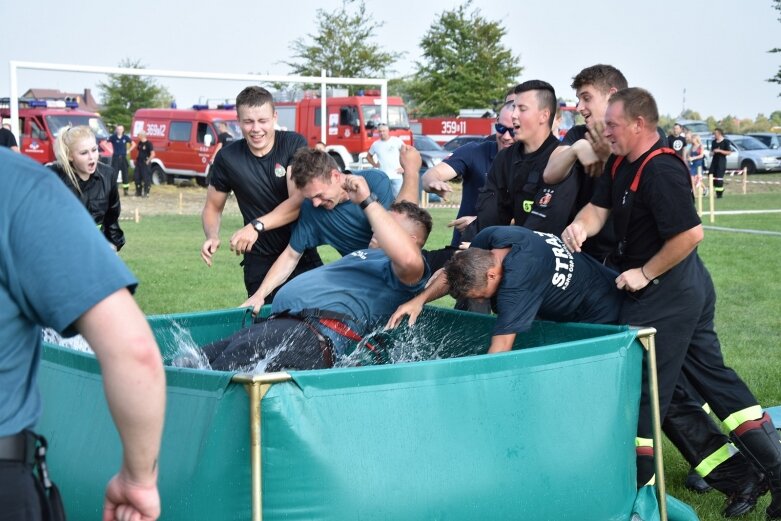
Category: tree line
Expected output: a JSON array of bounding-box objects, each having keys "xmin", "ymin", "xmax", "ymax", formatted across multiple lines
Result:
[{"xmin": 100, "ymin": 0, "xmax": 780, "ymax": 134}]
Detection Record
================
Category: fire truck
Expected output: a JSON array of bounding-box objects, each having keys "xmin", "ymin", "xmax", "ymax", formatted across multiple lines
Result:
[
  {"xmin": 275, "ymin": 91, "xmax": 412, "ymax": 170},
  {"xmin": 412, "ymin": 104, "xmax": 579, "ymax": 145},
  {"xmin": 0, "ymin": 98, "xmax": 111, "ymax": 164}
]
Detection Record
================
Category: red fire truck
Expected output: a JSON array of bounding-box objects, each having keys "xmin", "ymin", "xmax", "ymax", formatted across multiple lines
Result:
[
  {"xmin": 0, "ymin": 98, "xmax": 112, "ymax": 164},
  {"xmin": 412, "ymin": 104, "xmax": 579, "ymax": 146},
  {"xmin": 275, "ymin": 91, "xmax": 412, "ymax": 170}
]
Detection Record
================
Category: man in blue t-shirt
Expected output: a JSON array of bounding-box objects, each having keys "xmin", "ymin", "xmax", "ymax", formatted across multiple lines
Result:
[
  {"xmin": 242, "ymin": 146, "xmax": 422, "ymax": 312},
  {"xmin": 387, "ymin": 226, "xmax": 621, "ymax": 353},
  {"xmin": 422, "ymin": 99, "xmax": 515, "ymax": 247},
  {"xmin": 202, "ymin": 179, "xmax": 432, "ymax": 372},
  {"xmin": 0, "ymin": 149, "xmax": 165, "ymax": 520}
]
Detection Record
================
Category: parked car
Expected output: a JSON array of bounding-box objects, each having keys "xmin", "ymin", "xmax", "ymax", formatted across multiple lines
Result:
[
  {"xmin": 746, "ymin": 132, "xmax": 781, "ymax": 150},
  {"xmin": 412, "ymin": 134, "xmax": 451, "ymax": 172},
  {"xmin": 704, "ymin": 134, "xmax": 781, "ymax": 174},
  {"xmin": 442, "ymin": 134, "xmax": 487, "ymax": 152}
]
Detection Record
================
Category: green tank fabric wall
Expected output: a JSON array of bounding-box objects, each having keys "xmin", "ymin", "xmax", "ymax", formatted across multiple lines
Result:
[{"xmin": 37, "ymin": 307, "xmax": 696, "ymax": 520}]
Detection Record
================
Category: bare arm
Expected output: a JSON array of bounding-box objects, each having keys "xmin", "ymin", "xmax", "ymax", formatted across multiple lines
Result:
[
  {"xmin": 241, "ymin": 245, "xmax": 303, "ymax": 315},
  {"xmin": 201, "ymin": 187, "xmax": 229, "ymax": 266},
  {"xmin": 616, "ymin": 225, "xmax": 703, "ymax": 292},
  {"xmin": 126, "ymin": 141, "xmax": 137, "ymax": 155},
  {"xmin": 487, "ymin": 333, "xmax": 516, "ymax": 354},
  {"xmin": 562, "ymin": 203, "xmax": 610, "ymax": 253},
  {"xmin": 230, "ymin": 167, "xmax": 304, "ymax": 255},
  {"xmin": 395, "ymin": 145, "xmax": 422, "ymax": 204},
  {"xmin": 421, "ymin": 161, "xmax": 458, "ymax": 197},
  {"xmin": 386, "ymin": 268, "xmax": 450, "ymax": 328},
  {"xmin": 75, "ymin": 288, "xmax": 165, "ymax": 521},
  {"xmin": 543, "ymin": 145, "xmax": 578, "ymax": 184},
  {"xmin": 366, "ymin": 147, "xmax": 379, "ymax": 168}
]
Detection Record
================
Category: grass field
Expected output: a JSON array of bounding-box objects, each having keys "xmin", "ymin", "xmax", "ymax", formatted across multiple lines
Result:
[{"xmin": 118, "ymin": 185, "xmax": 781, "ymax": 520}]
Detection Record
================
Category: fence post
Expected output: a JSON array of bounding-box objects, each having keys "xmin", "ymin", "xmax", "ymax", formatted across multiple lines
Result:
[
  {"xmin": 708, "ymin": 174, "xmax": 715, "ymax": 223},
  {"xmin": 179, "ymin": 192, "xmax": 184, "ymax": 214},
  {"xmin": 742, "ymin": 167, "xmax": 747, "ymax": 194},
  {"xmin": 134, "ymin": 207, "xmax": 140, "ymax": 223}
]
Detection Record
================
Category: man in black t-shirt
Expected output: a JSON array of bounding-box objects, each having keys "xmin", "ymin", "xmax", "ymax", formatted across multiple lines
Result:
[
  {"xmin": 134, "ymin": 132, "xmax": 154, "ymax": 197},
  {"xmin": 0, "ymin": 125, "xmax": 19, "ymax": 152},
  {"xmin": 710, "ymin": 128, "xmax": 733, "ymax": 198},
  {"xmin": 564, "ymin": 88, "xmax": 780, "ymax": 519},
  {"xmin": 104, "ymin": 125, "xmax": 135, "ymax": 196},
  {"xmin": 476, "ymin": 80, "xmax": 577, "ymax": 237},
  {"xmin": 209, "ymin": 121, "xmax": 235, "ymax": 165},
  {"xmin": 201, "ymin": 86, "xmax": 322, "ymax": 300},
  {"xmin": 667, "ymin": 123, "xmax": 687, "ymax": 158}
]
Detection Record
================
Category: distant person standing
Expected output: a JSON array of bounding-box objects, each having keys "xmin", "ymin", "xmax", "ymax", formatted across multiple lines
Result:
[
  {"xmin": 0, "ymin": 123, "xmax": 20, "ymax": 152},
  {"xmin": 688, "ymin": 133, "xmax": 706, "ymax": 193},
  {"xmin": 667, "ymin": 123, "xmax": 686, "ymax": 158},
  {"xmin": 710, "ymin": 128, "xmax": 733, "ymax": 198},
  {"xmin": 134, "ymin": 131, "xmax": 155, "ymax": 198},
  {"xmin": 104, "ymin": 124, "xmax": 136, "ymax": 196},
  {"xmin": 367, "ymin": 123, "xmax": 405, "ymax": 197},
  {"xmin": 209, "ymin": 122, "xmax": 235, "ymax": 165}
]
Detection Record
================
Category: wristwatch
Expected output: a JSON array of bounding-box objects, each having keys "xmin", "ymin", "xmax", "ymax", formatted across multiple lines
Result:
[
  {"xmin": 250, "ymin": 219, "xmax": 265, "ymax": 233},
  {"xmin": 359, "ymin": 192, "xmax": 378, "ymax": 210}
]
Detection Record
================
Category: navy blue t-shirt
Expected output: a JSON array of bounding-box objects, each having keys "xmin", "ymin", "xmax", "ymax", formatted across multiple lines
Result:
[
  {"xmin": 442, "ymin": 139, "xmax": 498, "ymax": 246},
  {"xmin": 108, "ymin": 133, "xmax": 132, "ymax": 157},
  {"xmin": 290, "ymin": 169, "xmax": 394, "ymax": 255},
  {"xmin": 471, "ymin": 226, "xmax": 621, "ymax": 336},
  {"xmin": 272, "ymin": 248, "xmax": 430, "ymax": 351}
]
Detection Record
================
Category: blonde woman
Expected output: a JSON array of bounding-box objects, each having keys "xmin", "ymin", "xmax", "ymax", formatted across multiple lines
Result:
[
  {"xmin": 50, "ymin": 125, "xmax": 125, "ymax": 250},
  {"xmin": 688, "ymin": 133, "xmax": 705, "ymax": 194}
]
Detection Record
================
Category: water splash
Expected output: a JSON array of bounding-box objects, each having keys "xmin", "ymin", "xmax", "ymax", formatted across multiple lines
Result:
[
  {"xmin": 167, "ymin": 321, "xmax": 211, "ymax": 370},
  {"xmin": 42, "ymin": 328, "xmax": 93, "ymax": 353}
]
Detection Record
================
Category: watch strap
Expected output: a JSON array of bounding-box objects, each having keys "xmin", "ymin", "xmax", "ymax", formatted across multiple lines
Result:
[{"xmin": 359, "ymin": 192, "xmax": 378, "ymax": 210}]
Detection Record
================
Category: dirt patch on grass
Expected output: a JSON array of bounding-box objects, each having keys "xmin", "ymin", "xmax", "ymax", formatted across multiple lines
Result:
[{"xmin": 118, "ymin": 184, "xmax": 240, "ymax": 218}]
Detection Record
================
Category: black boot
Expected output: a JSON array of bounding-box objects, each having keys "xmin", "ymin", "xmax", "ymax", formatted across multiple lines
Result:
[
  {"xmin": 135, "ymin": 186, "xmax": 142, "ymax": 197},
  {"xmin": 731, "ymin": 413, "xmax": 781, "ymax": 519},
  {"xmin": 685, "ymin": 467, "xmax": 712, "ymax": 493},
  {"xmin": 703, "ymin": 452, "xmax": 768, "ymax": 518}
]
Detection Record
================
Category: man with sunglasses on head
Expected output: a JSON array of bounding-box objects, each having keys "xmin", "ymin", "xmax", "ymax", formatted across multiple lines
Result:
[
  {"xmin": 421, "ymin": 88, "xmax": 516, "ymax": 248},
  {"xmin": 475, "ymin": 80, "xmax": 578, "ymax": 236}
]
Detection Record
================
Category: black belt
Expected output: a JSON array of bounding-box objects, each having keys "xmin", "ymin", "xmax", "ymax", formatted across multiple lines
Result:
[{"xmin": 0, "ymin": 431, "xmax": 36, "ymax": 464}]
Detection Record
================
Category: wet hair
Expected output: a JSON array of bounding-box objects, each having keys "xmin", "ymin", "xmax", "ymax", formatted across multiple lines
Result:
[
  {"xmin": 236, "ymin": 86, "xmax": 275, "ymax": 111},
  {"xmin": 514, "ymin": 80, "xmax": 557, "ymax": 127},
  {"xmin": 571, "ymin": 64, "xmax": 628, "ymax": 94},
  {"xmin": 608, "ymin": 87, "xmax": 659, "ymax": 127},
  {"xmin": 389, "ymin": 201, "xmax": 432, "ymax": 242},
  {"xmin": 54, "ymin": 125, "xmax": 96, "ymax": 194},
  {"xmin": 290, "ymin": 147, "xmax": 339, "ymax": 188},
  {"xmin": 445, "ymin": 248, "xmax": 497, "ymax": 300}
]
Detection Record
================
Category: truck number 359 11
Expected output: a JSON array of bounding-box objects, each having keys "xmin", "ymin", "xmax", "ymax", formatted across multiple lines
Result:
[{"xmin": 441, "ymin": 120, "xmax": 467, "ymax": 134}]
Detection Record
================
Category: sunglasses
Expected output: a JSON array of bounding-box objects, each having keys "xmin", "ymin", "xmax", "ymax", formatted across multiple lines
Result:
[{"xmin": 494, "ymin": 123, "xmax": 515, "ymax": 137}]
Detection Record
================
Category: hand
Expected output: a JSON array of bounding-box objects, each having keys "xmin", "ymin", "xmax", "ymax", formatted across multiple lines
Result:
[
  {"xmin": 586, "ymin": 121, "xmax": 612, "ymax": 162},
  {"xmin": 399, "ymin": 145, "xmax": 422, "ymax": 175},
  {"xmin": 230, "ymin": 225, "xmax": 259, "ymax": 256},
  {"xmin": 561, "ymin": 223, "xmax": 587, "ymax": 253},
  {"xmin": 447, "ymin": 215, "xmax": 476, "ymax": 232},
  {"xmin": 459, "ymin": 241, "xmax": 471, "ymax": 250},
  {"xmin": 426, "ymin": 179, "xmax": 453, "ymax": 198},
  {"xmin": 103, "ymin": 471, "xmax": 160, "ymax": 521},
  {"xmin": 200, "ymin": 238, "xmax": 220, "ymax": 266},
  {"xmin": 341, "ymin": 174, "xmax": 371, "ymax": 205},
  {"xmin": 615, "ymin": 268, "xmax": 650, "ymax": 293},
  {"xmin": 386, "ymin": 298, "xmax": 425, "ymax": 329},
  {"xmin": 240, "ymin": 293, "xmax": 265, "ymax": 317}
]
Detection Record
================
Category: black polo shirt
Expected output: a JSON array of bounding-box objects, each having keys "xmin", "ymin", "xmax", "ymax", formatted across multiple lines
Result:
[{"xmin": 209, "ymin": 130, "xmax": 306, "ymax": 257}]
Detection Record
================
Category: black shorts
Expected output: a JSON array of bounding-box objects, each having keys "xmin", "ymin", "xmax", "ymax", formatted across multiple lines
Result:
[
  {"xmin": 0, "ymin": 461, "xmax": 43, "ymax": 520},
  {"xmin": 242, "ymin": 248, "xmax": 323, "ymax": 299}
]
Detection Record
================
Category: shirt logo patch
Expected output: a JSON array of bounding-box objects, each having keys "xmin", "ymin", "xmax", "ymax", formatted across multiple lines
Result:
[
  {"xmin": 538, "ymin": 190, "xmax": 553, "ymax": 208},
  {"xmin": 274, "ymin": 163, "xmax": 286, "ymax": 177},
  {"xmin": 523, "ymin": 199, "xmax": 533, "ymax": 213}
]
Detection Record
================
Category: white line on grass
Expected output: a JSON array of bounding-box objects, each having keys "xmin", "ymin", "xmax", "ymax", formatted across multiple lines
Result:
[{"xmin": 704, "ymin": 226, "xmax": 781, "ymax": 237}]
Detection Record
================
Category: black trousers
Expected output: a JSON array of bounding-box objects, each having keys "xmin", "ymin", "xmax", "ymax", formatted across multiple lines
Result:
[
  {"xmin": 242, "ymin": 248, "xmax": 323, "ymax": 300},
  {"xmin": 134, "ymin": 160, "xmax": 151, "ymax": 193},
  {"xmin": 111, "ymin": 155, "xmax": 130, "ymax": 186},
  {"xmin": 622, "ymin": 253, "xmax": 758, "ymax": 441},
  {"xmin": 0, "ymin": 461, "xmax": 43, "ymax": 520}
]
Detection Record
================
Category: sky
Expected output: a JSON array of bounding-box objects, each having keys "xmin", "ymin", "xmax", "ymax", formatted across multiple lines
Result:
[{"xmin": 2, "ymin": 0, "xmax": 779, "ymax": 121}]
